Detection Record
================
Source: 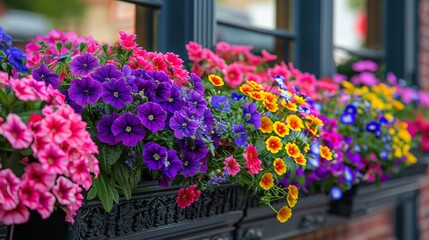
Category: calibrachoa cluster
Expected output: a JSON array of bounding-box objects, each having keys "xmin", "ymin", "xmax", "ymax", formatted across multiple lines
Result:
[{"xmin": 0, "ymin": 74, "xmax": 99, "ymax": 225}]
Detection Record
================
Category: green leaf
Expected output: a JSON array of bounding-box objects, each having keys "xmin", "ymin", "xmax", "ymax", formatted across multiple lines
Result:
[
  {"xmin": 98, "ymin": 144, "xmax": 123, "ymax": 166},
  {"xmin": 86, "ymin": 186, "xmax": 97, "ymax": 200},
  {"xmin": 111, "ymin": 187, "xmax": 120, "ymax": 204},
  {"xmin": 112, "ymin": 162, "xmax": 133, "ymax": 199},
  {"xmin": 0, "ymin": 89, "xmax": 9, "ymax": 107},
  {"xmin": 93, "ymin": 173, "xmax": 113, "ymax": 212}
]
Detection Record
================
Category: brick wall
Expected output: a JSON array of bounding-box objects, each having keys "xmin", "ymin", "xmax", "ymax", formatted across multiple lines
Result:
[{"xmin": 420, "ymin": 0, "xmax": 429, "ymax": 91}]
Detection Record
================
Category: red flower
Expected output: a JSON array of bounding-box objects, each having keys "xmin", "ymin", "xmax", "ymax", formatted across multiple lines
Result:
[{"xmin": 176, "ymin": 184, "xmax": 201, "ymax": 208}]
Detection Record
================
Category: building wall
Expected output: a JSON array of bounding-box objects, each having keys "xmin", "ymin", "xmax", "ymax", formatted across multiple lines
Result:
[{"xmin": 420, "ymin": 0, "xmax": 429, "ymax": 91}]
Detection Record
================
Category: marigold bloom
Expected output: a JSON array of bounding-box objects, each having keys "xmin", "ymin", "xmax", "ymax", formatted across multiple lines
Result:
[
  {"xmin": 281, "ymin": 99, "xmax": 297, "ymax": 111},
  {"xmin": 264, "ymin": 101, "xmax": 279, "ymax": 112},
  {"xmin": 263, "ymin": 92, "xmax": 278, "ymax": 104},
  {"xmin": 208, "ymin": 74, "xmax": 224, "ymax": 86},
  {"xmin": 288, "ymin": 185, "xmax": 299, "ymax": 199},
  {"xmin": 273, "ymin": 121, "xmax": 289, "ymax": 137},
  {"xmin": 239, "ymin": 84, "xmax": 253, "ymax": 95},
  {"xmin": 294, "ymin": 154, "xmax": 307, "ymax": 166},
  {"xmin": 260, "ymin": 116, "xmax": 274, "ymax": 133},
  {"xmin": 266, "ymin": 136, "xmax": 283, "ymax": 154},
  {"xmin": 273, "ymin": 158, "xmax": 286, "ymax": 175},
  {"xmin": 286, "ymin": 115, "xmax": 304, "ymax": 131},
  {"xmin": 287, "ymin": 194, "xmax": 297, "ymax": 208},
  {"xmin": 248, "ymin": 91, "xmax": 265, "ymax": 101},
  {"xmin": 306, "ymin": 124, "xmax": 320, "ymax": 137},
  {"xmin": 276, "ymin": 206, "xmax": 292, "ymax": 223},
  {"xmin": 259, "ymin": 173, "xmax": 274, "ymax": 190},
  {"xmin": 320, "ymin": 145, "xmax": 333, "ymax": 160},
  {"xmin": 247, "ymin": 80, "xmax": 263, "ymax": 90},
  {"xmin": 285, "ymin": 143, "xmax": 300, "ymax": 158}
]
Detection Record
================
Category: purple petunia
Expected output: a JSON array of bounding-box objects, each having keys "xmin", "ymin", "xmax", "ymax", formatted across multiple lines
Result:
[
  {"xmin": 211, "ymin": 95, "xmax": 231, "ymax": 112},
  {"xmin": 180, "ymin": 154, "xmax": 200, "ymax": 177},
  {"xmin": 201, "ymin": 108, "xmax": 215, "ymax": 133},
  {"xmin": 70, "ymin": 53, "xmax": 99, "ymax": 76},
  {"xmin": 190, "ymin": 73, "xmax": 204, "ymax": 95},
  {"xmin": 92, "ymin": 64, "xmax": 124, "ymax": 83},
  {"xmin": 243, "ymin": 102, "xmax": 261, "ymax": 129},
  {"xmin": 111, "ymin": 113, "xmax": 146, "ymax": 147},
  {"xmin": 102, "ymin": 78, "xmax": 133, "ymax": 109},
  {"xmin": 180, "ymin": 139, "xmax": 208, "ymax": 162},
  {"xmin": 137, "ymin": 102, "xmax": 167, "ymax": 132},
  {"xmin": 231, "ymin": 92, "xmax": 246, "ymax": 101},
  {"xmin": 148, "ymin": 82, "xmax": 172, "ymax": 103},
  {"xmin": 61, "ymin": 90, "xmax": 83, "ymax": 114},
  {"xmin": 96, "ymin": 113, "xmax": 121, "ymax": 145},
  {"xmin": 169, "ymin": 110, "xmax": 198, "ymax": 138},
  {"xmin": 68, "ymin": 76, "xmax": 102, "ymax": 106},
  {"xmin": 133, "ymin": 78, "xmax": 156, "ymax": 97},
  {"xmin": 187, "ymin": 90, "xmax": 207, "ymax": 116},
  {"xmin": 233, "ymin": 123, "xmax": 248, "ymax": 147},
  {"xmin": 162, "ymin": 150, "xmax": 183, "ymax": 178},
  {"xmin": 143, "ymin": 142, "xmax": 167, "ymax": 170},
  {"xmin": 32, "ymin": 63, "xmax": 59, "ymax": 89},
  {"xmin": 122, "ymin": 65, "xmax": 135, "ymax": 85},
  {"xmin": 144, "ymin": 70, "xmax": 171, "ymax": 85},
  {"xmin": 160, "ymin": 85, "xmax": 184, "ymax": 113}
]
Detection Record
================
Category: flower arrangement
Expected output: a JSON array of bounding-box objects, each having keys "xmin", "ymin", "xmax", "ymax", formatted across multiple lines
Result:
[{"xmin": 0, "ymin": 28, "xmax": 99, "ymax": 225}]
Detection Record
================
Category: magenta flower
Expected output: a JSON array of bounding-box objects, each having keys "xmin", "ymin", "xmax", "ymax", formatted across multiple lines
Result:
[
  {"xmin": 223, "ymin": 156, "xmax": 240, "ymax": 176},
  {"xmin": 36, "ymin": 191, "xmax": 55, "ymax": 219},
  {"xmin": 39, "ymin": 114, "xmax": 71, "ymax": 144},
  {"xmin": 68, "ymin": 77, "xmax": 102, "ymax": 106},
  {"xmin": 0, "ymin": 203, "xmax": 30, "ymax": 225},
  {"xmin": 111, "ymin": 113, "xmax": 146, "ymax": 147},
  {"xmin": 19, "ymin": 180, "xmax": 40, "ymax": 210},
  {"xmin": 101, "ymin": 78, "xmax": 133, "ymax": 109},
  {"xmin": 70, "ymin": 53, "xmax": 99, "ymax": 76},
  {"xmin": 52, "ymin": 177, "xmax": 76, "ymax": 205},
  {"xmin": 119, "ymin": 30, "xmax": 137, "ymax": 50},
  {"xmin": 0, "ymin": 169, "xmax": 21, "ymax": 211},
  {"xmin": 143, "ymin": 142, "xmax": 167, "ymax": 170},
  {"xmin": 38, "ymin": 144, "xmax": 68, "ymax": 174},
  {"xmin": 21, "ymin": 163, "xmax": 56, "ymax": 190},
  {"xmin": 1, "ymin": 114, "xmax": 32, "ymax": 149},
  {"xmin": 352, "ymin": 60, "xmax": 378, "ymax": 72},
  {"xmin": 96, "ymin": 113, "xmax": 121, "ymax": 145},
  {"xmin": 137, "ymin": 102, "xmax": 167, "ymax": 132},
  {"xmin": 69, "ymin": 158, "xmax": 92, "ymax": 190},
  {"xmin": 91, "ymin": 64, "xmax": 124, "ymax": 83}
]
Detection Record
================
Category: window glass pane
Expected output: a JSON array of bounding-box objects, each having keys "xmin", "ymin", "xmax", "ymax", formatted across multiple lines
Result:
[
  {"xmin": 0, "ymin": 0, "xmax": 135, "ymax": 45},
  {"xmin": 216, "ymin": 0, "xmax": 294, "ymax": 31}
]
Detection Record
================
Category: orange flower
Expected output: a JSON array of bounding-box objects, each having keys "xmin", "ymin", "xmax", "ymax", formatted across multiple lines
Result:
[
  {"xmin": 264, "ymin": 101, "xmax": 279, "ymax": 112},
  {"xmin": 208, "ymin": 74, "xmax": 224, "ymax": 86},
  {"xmin": 247, "ymin": 80, "xmax": 264, "ymax": 90},
  {"xmin": 286, "ymin": 115, "xmax": 304, "ymax": 131},
  {"xmin": 248, "ymin": 91, "xmax": 265, "ymax": 101},
  {"xmin": 320, "ymin": 145, "xmax": 333, "ymax": 160},
  {"xmin": 260, "ymin": 116, "xmax": 273, "ymax": 133},
  {"xmin": 259, "ymin": 173, "xmax": 274, "ymax": 190},
  {"xmin": 294, "ymin": 154, "xmax": 307, "ymax": 166},
  {"xmin": 276, "ymin": 206, "xmax": 292, "ymax": 223},
  {"xmin": 285, "ymin": 143, "xmax": 300, "ymax": 158},
  {"xmin": 263, "ymin": 92, "xmax": 278, "ymax": 104},
  {"xmin": 266, "ymin": 136, "xmax": 283, "ymax": 154},
  {"xmin": 288, "ymin": 185, "xmax": 299, "ymax": 199},
  {"xmin": 305, "ymin": 115, "xmax": 324, "ymax": 126},
  {"xmin": 294, "ymin": 95, "xmax": 307, "ymax": 105},
  {"xmin": 273, "ymin": 121, "xmax": 289, "ymax": 137},
  {"xmin": 239, "ymin": 84, "xmax": 254, "ymax": 95},
  {"xmin": 281, "ymin": 99, "xmax": 297, "ymax": 111},
  {"xmin": 287, "ymin": 194, "xmax": 297, "ymax": 208},
  {"xmin": 273, "ymin": 158, "xmax": 287, "ymax": 175},
  {"xmin": 306, "ymin": 124, "xmax": 319, "ymax": 137}
]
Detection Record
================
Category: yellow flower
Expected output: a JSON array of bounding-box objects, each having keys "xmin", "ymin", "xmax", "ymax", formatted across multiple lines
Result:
[
  {"xmin": 259, "ymin": 173, "xmax": 274, "ymax": 190},
  {"xmin": 260, "ymin": 116, "xmax": 274, "ymax": 133},
  {"xmin": 208, "ymin": 74, "xmax": 224, "ymax": 86},
  {"xmin": 294, "ymin": 95, "xmax": 307, "ymax": 105},
  {"xmin": 305, "ymin": 124, "xmax": 320, "ymax": 137},
  {"xmin": 405, "ymin": 152, "xmax": 417, "ymax": 164},
  {"xmin": 287, "ymin": 194, "xmax": 297, "ymax": 208},
  {"xmin": 288, "ymin": 185, "xmax": 299, "ymax": 199},
  {"xmin": 285, "ymin": 143, "xmax": 300, "ymax": 158},
  {"xmin": 398, "ymin": 129, "xmax": 411, "ymax": 142},
  {"xmin": 319, "ymin": 145, "xmax": 333, "ymax": 160},
  {"xmin": 248, "ymin": 91, "xmax": 265, "ymax": 101},
  {"xmin": 305, "ymin": 115, "xmax": 324, "ymax": 126},
  {"xmin": 393, "ymin": 100, "xmax": 404, "ymax": 111},
  {"xmin": 276, "ymin": 206, "xmax": 292, "ymax": 223},
  {"xmin": 294, "ymin": 154, "xmax": 307, "ymax": 166},
  {"xmin": 239, "ymin": 84, "xmax": 254, "ymax": 95},
  {"xmin": 273, "ymin": 121, "xmax": 290, "ymax": 137},
  {"xmin": 247, "ymin": 80, "xmax": 264, "ymax": 90},
  {"xmin": 286, "ymin": 115, "xmax": 304, "ymax": 131},
  {"xmin": 303, "ymin": 143, "xmax": 310, "ymax": 153},
  {"xmin": 281, "ymin": 99, "xmax": 297, "ymax": 111},
  {"xmin": 266, "ymin": 136, "xmax": 283, "ymax": 154},
  {"xmin": 388, "ymin": 128, "xmax": 396, "ymax": 135},
  {"xmin": 273, "ymin": 158, "xmax": 287, "ymax": 175},
  {"xmin": 263, "ymin": 92, "xmax": 278, "ymax": 104},
  {"xmin": 342, "ymin": 81, "xmax": 355, "ymax": 94},
  {"xmin": 264, "ymin": 101, "xmax": 279, "ymax": 112}
]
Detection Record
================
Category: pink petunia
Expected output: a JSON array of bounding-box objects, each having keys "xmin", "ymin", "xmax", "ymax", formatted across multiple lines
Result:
[
  {"xmin": 186, "ymin": 41, "xmax": 204, "ymax": 62},
  {"xmin": 0, "ymin": 72, "xmax": 10, "ymax": 88},
  {"xmin": 118, "ymin": 30, "xmax": 137, "ymax": 50},
  {"xmin": 36, "ymin": 191, "xmax": 55, "ymax": 219},
  {"xmin": 39, "ymin": 113, "xmax": 71, "ymax": 144},
  {"xmin": 165, "ymin": 52, "xmax": 184, "ymax": 67},
  {"xmin": 21, "ymin": 163, "xmax": 56, "ymax": 190},
  {"xmin": 66, "ymin": 116, "xmax": 89, "ymax": 148},
  {"xmin": 68, "ymin": 157, "xmax": 92, "ymax": 190},
  {"xmin": 261, "ymin": 49, "xmax": 277, "ymax": 62},
  {"xmin": 38, "ymin": 144, "xmax": 68, "ymax": 175},
  {"xmin": 176, "ymin": 184, "xmax": 201, "ymax": 208},
  {"xmin": 0, "ymin": 203, "xmax": 30, "ymax": 225},
  {"xmin": 62, "ymin": 186, "xmax": 83, "ymax": 224},
  {"xmin": 52, "ymin": 177, "xmax": 76, "ymax": 205},
  {"xmin": 1, "ymin": 114, "xmax": 33, "ymax": 149},
  {"xmin": 0, "ymin": 169, "xmax": 21, "ymax": 211},
  {"xmin": 223, "ymin": 156, "xmax": 240, "ymax": 176},
  {"xmin": 45, "ymin": 85, "xmax": 66, "ymax": 105},
  {"xmin": 224, "ymin": 63, "xmax": 244, "ymax": 88},
  {"xmin": 19, "ymin": 180, "xmax": 40, "ymax": 210},
  {"xmin": 244, "ymin": 145, "xmax": 263, "ymax": 175},
  {"xmin": 9, "ymin": 77, "xmax": 39, "ymax": 101},
  {"xmin": 352, "ymin": 60, "xmax": 378, "ymax": 72}
]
